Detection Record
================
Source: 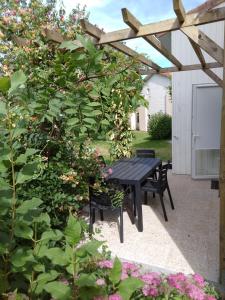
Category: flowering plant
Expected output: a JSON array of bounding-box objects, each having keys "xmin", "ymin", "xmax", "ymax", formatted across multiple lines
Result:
[{"xmin": 90, "ymin": 259, "xmax": 220, "ymax": 300}]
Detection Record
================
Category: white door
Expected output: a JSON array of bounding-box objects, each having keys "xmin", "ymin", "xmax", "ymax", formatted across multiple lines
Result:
[{"xmin": 192, "ymin": 85, "xmax": 222, "ymax": 179}]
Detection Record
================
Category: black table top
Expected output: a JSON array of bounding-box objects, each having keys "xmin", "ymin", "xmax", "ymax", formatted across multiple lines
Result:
[{"xmin": 106, "ymin": 157, "xmax": 161, "ymax": 184}]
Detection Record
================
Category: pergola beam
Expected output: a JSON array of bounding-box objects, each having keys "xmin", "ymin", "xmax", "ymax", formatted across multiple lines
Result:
[
  {"xmin": 220, "ymin": 22, "xmax": 225, "ymax": 285},
  {"xmin": 189, "ymin": 39, "xmax": 206, "ymax": 67},
  {"xmin": 173, "ymin": 0, "xmax": 186, "ymax": 23},
  {"xmin": 96, "ymin": 7, "xmax": 225, "ymax": 44},
  {"xmin": 122, "ymin": 8, "xmax": 182, "ymax": 70},
  {"xmin": 204, "ymin": 69, "xmax": 223, "ymax": 86},
  {"xmin": 80, "ymin": 19, "xmax": 160, "ymax": 71},
  {"xmin": 173, "ymin": 0, "xmax": 223, "ymax": 86},
  {"xmin": 181, "ymin": 26, "xmax": 224, "ymax": 65},
  {"xmin": 141, "ymin": 61, "xmax": 221, "ymax": 74}
]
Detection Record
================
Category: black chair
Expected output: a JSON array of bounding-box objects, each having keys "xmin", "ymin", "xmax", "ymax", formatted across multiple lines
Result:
[
  {"xmin": 136, "ymin": 149, "xmax": 156, "ymax": 158},
  {"xmin": 89, "ymin": 178, "xmax": 124, "ymax": 243},
  {"xmin": 136, "ymin": 148, "xmax": 157, "ymax": 182},
  {"xmin": 141, "ymin": 163, "xmax": 174, "ymax": 222}
]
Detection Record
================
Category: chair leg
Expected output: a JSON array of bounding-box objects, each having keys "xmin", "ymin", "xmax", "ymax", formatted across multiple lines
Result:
[
  {"xmin": 159, "ymin": 193, "xmax": 168, "ymax": 222},
  {"xmin": 89, "ymin": 207, "xmax": 95, "ymax": 235},
  {"xmin": 167, "ymin": 185, "xmax": 174, "ymax": 210},
  {"xmin": 132, "ymin": 187, "xmax": 136, "ymax": 217},
  {"xmin": 99, "ymin": 209, "xmax": 104, "ymax": 221},
  {"xmin": 144, "ymin": 191, "xmax": 148, "ymax": 204},
  {"xmin": 119, "ymin": 207, "xmax": 124, "ymax": 243},
  {"xmin": 92, "ymin": 208, "xmax": 95, "ymax": 224},
  {"xmin": 153, "ymin": 192, "xmax": 155, "ymax": 198}
]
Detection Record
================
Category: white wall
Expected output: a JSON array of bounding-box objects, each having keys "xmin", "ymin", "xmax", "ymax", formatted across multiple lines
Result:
[
  {"xmin": 172, "ymin": 18, "xmax": 224, "ymax": 174},
  {"xmin": 142, "ymin": 74, "xmax": 171, "ymax": 116},
  {"xmin": 131, "ymin": 74, "xmax": 171, "ymax": 132}
]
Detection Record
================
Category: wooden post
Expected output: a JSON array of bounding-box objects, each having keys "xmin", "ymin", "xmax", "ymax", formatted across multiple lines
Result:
[{"xmin": 220, "ymin": 22, "xmax": 225, "ymax": 284}]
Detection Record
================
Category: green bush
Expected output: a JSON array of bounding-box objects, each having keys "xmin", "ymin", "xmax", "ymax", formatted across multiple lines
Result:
[{"xmin": 148, "ymin": 112, "xmax": 172, "ymax": 140}]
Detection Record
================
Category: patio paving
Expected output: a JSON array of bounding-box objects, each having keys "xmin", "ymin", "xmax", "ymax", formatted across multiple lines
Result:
[{"xmin": 91, "ymin": 171, "xmax": 220, "ymax": 282}]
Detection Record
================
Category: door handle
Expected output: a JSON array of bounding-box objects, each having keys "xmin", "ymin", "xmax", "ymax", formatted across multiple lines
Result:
[{"xmin": 193, "ymin": 135, "xmax": 200, "ymax": 141}]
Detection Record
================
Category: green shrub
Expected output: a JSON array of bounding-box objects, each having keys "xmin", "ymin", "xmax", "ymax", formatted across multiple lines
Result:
[{"xmin": 148, "ymin": 112, "xmax": 172, "ymax": 140}]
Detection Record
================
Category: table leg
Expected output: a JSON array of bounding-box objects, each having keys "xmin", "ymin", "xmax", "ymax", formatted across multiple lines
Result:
[{"xmin": 135, "ymin": 182, "xmax": 143, "ymax": 232}]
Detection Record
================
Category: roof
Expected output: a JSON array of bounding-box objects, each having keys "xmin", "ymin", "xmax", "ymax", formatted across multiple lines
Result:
[{"xmin": 144, "ymin": 73, "xmax": 171, "ymax": 82}]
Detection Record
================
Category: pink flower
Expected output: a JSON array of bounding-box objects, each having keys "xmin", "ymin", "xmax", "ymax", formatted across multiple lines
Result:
[
  {"xmin": 142, "ymin": 286, "xmax": 158, "ymax": 297},
  {"xmin": 108, "ymin": 168, "xmax": 113, "ymax": 175},
  {"xmin": 108, "ymin": 294, "xmax": 122, "ymax": 300},
  {"xmin": 204, "ymin": 296, "xmax": 216, "ymax": 300},
  {"xmin": 96, "ymin": 278, "xmax": 105, "ymax": 286},
  {"xmin": 131, "ymin": 271, "xmax": 139, "ymax": 278},
  {"xmin": 121, "ymin": 271, "xmax": 128, "ymax": 280},
  {"xmin": 192, "ymin": 274, "xmax": 205, "ymax": 288},
  {"xmin": 167, "ymin": 273, "xmax": 187, "ymax": 292},
  {"xmin": 121, "ymin": 261, "xmax": 140, "ymax": 280},
  {"xmin": 98, "ymin": 260, "xmax": 113, "ymax": 269},
  {"xmin": 141, "ymin": 272, "xmax": 161, "ymax": 286},
  {"xmin": 186, "ymin": 284, "xmax": 205, "ymax": 300},
  {"xmin": 122, "ymin": 262, "xmax": 138, "ymax": 272}
]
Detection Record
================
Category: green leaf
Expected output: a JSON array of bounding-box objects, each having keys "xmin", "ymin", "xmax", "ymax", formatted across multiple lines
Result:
[
  {"xmin": 67, "ymin": 118, "xmax": 79, "ymax": 126},
  {"xmin": 92, "ymin": 110, "xmax": 102, "ymax": 116},
  {"xmin": 77, "ymin": 240, "xmax": 103, "ymax": 257},
  {"xmin": 33, "ymin": 264, "xmax": 45, "ymax": 272},
  {"xmin": 16, "ymin": 148, "xmax": 39, "ymax": 164},
  {"xmin": 45, "ymin": 248, "xmax": 68, "ymax": 266},
  {"xmin": 76, "ymin": 274, "xmax": 96, "ymax": 287},
  {"xmin": 16, "ymin": 198, "xmax": 42, "ymax": 214},
  {"xmin": 12, "ymin": 128, "xmax": 27, "ymax": 139},
  {"xmin": 9, "ymin": 70, "xmax": 27, "ymax": 93},
  {"xmin": 59, "ymin": 40, "xmax": 81, "ymax": 51},
  {"xmin": 16, "ymin": 162, "xmax": 38, "ymax": 184},
  {"xmin": 41, "ymin": 229, "xmax": 63, "ymax": 242},
  {"xmin": 0, "ymin": 77, "xmax": 10, "ymax": 93},
  {"xmin": 64, "ymin": 214, "xmax": 81, "ymax": 245},
  {"xmin": 0, "ymin": 101, "xmax": 7, "ymax": 116},
  {"xmin": 44, "ymin": 281, "xmax": 72, "ymax": 300},
  {"xmin": 101, "ymin": 119, "xmax": 110, "ymax": 126},
  {"xmin": 83, "ymin": 118, "xmax": 96, "ymax": 124},
  {"xmin": 88, "ymin": 102, "xmax": 100, "ymax": 107},
  {"xmin": 11, "ymin": 248, "xmax": 35, "ymax": 268},
  {"xmin": 35, "ymin": 270, "xmax": 59, "ymax": 294},
  {"xmin": 118, "ymin": 277, "xmax": 144, "ymax": 300},
  {"xmin": 14, "ymin": 221, "xmax": 33, "ymax": 239},
  {"xmin": 0, "ymin": 178, "xmax": 11, "ymax": 190},
  {"xmin": 34, "ymin": 212, "xmax": 51, "ymax": 226},
  {"xmin": 65, "ymin": 108, "xmax": 75, "ymax": 114},
  {"xmin": 79, "ymin": 287, "xmax": 103, "ymax": 300},
  {"xmin": 109, "ymin": 257, "xmax": 122, "ymax": 285},
  {"xmin": 0, "ymin": 189, "xmax": 13, "ymax": 215}
]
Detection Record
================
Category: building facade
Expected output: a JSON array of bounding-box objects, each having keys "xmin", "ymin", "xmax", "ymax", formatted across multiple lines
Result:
[
  {"xmin": 172, "ymin": 2, "xmax": 224, "ymax": 178},
  {"xmin": 130, "ymin": 74, "xmax": 172, "ymax": 131}
]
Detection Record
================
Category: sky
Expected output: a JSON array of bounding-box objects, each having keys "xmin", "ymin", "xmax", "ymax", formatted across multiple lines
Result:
[{"xmin": 62, "ymin": 0, "xmax": 204, "ymax": 67}]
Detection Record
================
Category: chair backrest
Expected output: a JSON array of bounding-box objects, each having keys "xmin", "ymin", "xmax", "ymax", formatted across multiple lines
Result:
[
  {"xmin": 136, "ymin": 149, "xmax": 155, "ymax": 158},
  {"xmin": 89, "ymin": 178, "xmax": 123, "ymax": 207},
  {"xmin": 158, "ymin": 164, "xmax": 169, "ymax": 190}
]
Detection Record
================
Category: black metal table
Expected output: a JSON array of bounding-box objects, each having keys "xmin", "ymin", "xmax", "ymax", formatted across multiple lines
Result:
[{"xmin": 107, "ymin": 157, "xmax": 161, "ymax": 232}]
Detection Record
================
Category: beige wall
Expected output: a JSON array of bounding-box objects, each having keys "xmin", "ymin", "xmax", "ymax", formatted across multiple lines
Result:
[
  {"xmin": 166, "ymin": 94, "xmax": 172, "ymax": 116},
  {"xmin": 137, "ymin": 106, "xmax": 148, "ymax": 131}
]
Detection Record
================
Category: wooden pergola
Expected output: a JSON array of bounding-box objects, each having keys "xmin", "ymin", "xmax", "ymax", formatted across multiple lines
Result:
[{"xmin": 79, "ymin": 0, "xmax": 225, "ymax": 282}]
